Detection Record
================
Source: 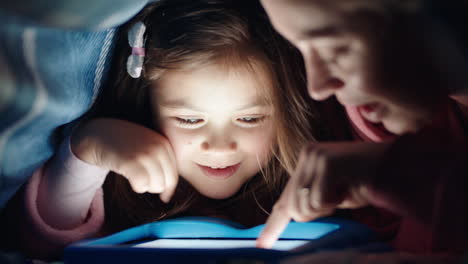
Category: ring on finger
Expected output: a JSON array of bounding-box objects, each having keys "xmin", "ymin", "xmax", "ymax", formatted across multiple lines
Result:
[{"xmin": 298, "ymin": 187, "xmax": 309, "ymax": 196}]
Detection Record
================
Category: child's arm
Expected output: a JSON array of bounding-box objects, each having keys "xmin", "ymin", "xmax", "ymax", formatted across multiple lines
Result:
[
  {"xmin": 34, "ymin": 118, "xmax": 178, "ymax": 229},
  {"xmin": 5, "ymin": 129, "xmax": 109, "ymax": 259},
  {"xmin": 71, "ymin": 118, "xmax": 178, "ymax": 201},
  {"xmin": 36, "ymin": 133, "xmax": 109, "ymax": 229},
  {"xmin": 7, "ymin": 118, "xmax": 178, "ymax": 259}
]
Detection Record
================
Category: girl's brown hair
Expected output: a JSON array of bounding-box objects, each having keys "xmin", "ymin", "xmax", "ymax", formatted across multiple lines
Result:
[{"xmin": 90, "ymin": 0, "xmax": 339, "ymax": 232}]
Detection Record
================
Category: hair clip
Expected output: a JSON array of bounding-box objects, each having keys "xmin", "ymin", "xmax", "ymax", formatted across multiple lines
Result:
[{"xmin": 127, "ymin": 21, "xmax": 146, "ymax": 78}]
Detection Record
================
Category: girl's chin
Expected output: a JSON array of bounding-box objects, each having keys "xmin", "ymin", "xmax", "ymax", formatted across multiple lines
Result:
[
  {"xmin": 198, "ymin": 189, "xmax": 238, "ymax": 200},
  {"xmin": 189, "ymin": 181, "xmax": 241, "ymax": 200}
]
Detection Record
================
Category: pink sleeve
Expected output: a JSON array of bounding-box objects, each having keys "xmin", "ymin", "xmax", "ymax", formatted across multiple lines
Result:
[{"xmin": 18, "ymin": 135, "xmax": 109, "ymax": 259}]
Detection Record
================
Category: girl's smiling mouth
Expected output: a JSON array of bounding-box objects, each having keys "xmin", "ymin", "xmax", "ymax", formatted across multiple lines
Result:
[{"xmin": 197, "ymin": 163, "xmax": 241, "ymax": 179}]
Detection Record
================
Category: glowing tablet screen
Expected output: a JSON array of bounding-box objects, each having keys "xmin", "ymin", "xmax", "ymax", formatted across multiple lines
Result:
[{"xmin": 134, "ymin": 239, "xmax": 309, "ymax": 251}]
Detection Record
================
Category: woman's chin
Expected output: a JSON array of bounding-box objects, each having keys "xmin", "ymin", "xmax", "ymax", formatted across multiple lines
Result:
[{"xmin": 383, "ymin": 119, "xmax": 423, "ymax": 135}]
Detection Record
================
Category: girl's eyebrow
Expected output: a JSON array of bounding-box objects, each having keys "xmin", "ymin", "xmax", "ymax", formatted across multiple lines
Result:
[
  {"xmin": 159, "ymin": 99, "xmax": 203, "ymax": 111},
  {"xmin": 236, "ymin": 100, "xmax": 270, "ymax": 111}
]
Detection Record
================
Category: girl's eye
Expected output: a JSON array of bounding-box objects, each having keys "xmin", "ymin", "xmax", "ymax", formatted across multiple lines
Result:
[
  {"xmin": 239, "ymin": 117, "xmax": 260, "ymax": 123},
  {"xmin": 174, "ymin": 117, "xmax": 204, "ymax": 127},
  {"xmin": 236, "ymin": 116, "xmax": 266, "ymax": 127}
]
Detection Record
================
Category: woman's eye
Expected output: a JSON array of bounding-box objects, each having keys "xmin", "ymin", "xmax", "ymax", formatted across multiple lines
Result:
[
  {"xmin": 319, "ymin": 43, "xmax": 350, "ymax": 63},
  {"xmin": 174, "ymin": 117, "xmax": 204, "ymax": 127},
  {"xmin": 334, "ymin": 45, "xmax": 350, "ymax": 55}
]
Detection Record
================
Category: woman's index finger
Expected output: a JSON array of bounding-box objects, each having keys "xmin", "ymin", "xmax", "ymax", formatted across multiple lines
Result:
[
  {"xmin": 256, "ymin": 177, "xmax": 297, "ymax": 248},
  {"xmin": 256, "ymin": 206, "xmax": 291, "ymax": 249}
]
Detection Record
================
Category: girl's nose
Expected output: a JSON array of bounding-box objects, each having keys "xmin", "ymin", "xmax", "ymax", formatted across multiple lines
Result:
[
  {"xmin": 304, "ymin": 49, "xmax": 344, "ymax": 101},
  {"xmin": 201, "ymin": 130, "xmax": 237, "ymax": 152}
]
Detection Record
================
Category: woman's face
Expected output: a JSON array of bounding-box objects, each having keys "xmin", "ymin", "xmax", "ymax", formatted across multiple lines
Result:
[
  {"xmin": 261, "ymin": 0, "xmax": 448, "ymax": 135},
  {"xmin": 151, "ymin": 64, "xmax": 275, "ymax": 199}
]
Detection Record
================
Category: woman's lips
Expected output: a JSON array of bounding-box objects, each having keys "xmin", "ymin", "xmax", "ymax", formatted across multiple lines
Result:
[
  {"xmin": 357, "ymin": 103, "xmax": 384, "ymax": 123},
  {"xmin": 197, "ymin": 163, "xmax": 240, "ymax": 179}
]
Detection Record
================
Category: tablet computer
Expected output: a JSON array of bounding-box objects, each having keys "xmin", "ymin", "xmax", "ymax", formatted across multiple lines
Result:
[{"xmin": 65, "ymin": 216, "xmax": 389, "ymax": 264}]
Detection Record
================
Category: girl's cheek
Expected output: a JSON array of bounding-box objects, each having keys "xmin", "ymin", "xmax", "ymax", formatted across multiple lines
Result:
[
  {"xmin": 243, "ymin": 125, "xmax": 275, "ymax": 161},
  {"xmin": 160, "ymin": 124, "xmax": 195, "ymax": 156}
]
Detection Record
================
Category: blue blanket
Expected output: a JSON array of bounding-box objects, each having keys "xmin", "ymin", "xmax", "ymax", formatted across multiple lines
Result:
[{"xmin": 0, "ymin": 1, "xmax": 147, "ymax": 209}]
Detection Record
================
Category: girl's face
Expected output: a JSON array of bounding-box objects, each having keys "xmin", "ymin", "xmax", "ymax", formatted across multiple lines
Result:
[
  {"xmin": 261, "ymin": 0, "xmax": 449, "ymax": 135},
  {"xmin": 151, "ymin": 64, "xmax": 275, "ymax": 199}
]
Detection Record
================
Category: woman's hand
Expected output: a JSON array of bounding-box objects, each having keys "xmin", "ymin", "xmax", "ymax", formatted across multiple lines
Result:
[
  {"xmin": 71, "ymin": 118, "xmax": 178, "ymax": 203},
  {"xmin": 257, "ymin": 141, "xmax": 391, "ymax": 248}
]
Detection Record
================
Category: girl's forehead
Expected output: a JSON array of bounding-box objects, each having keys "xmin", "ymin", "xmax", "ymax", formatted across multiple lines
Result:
[{"xmin": 153, "ymin": 62, "xmax": 275, "ymax": 105}]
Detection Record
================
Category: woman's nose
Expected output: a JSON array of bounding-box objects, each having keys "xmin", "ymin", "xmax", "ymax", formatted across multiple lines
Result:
[{"xmin": 304, "ymin": 49, "xmax": 344, "ymax": 101}]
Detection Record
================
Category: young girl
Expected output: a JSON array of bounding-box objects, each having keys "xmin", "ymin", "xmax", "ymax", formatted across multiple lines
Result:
[{"xmin": 3, "ymin": 0, "xmax": 342, "ymax": 260}]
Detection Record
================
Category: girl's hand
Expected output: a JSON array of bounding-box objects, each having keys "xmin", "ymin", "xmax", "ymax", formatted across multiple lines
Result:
[
  {"xmin": 71, "ymin": 118, "xmax": 178, "ymax": 203},
  {"xmin": 257, "ymin": 141, "xmax": 390, "ymax": 248}
]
